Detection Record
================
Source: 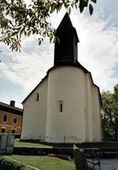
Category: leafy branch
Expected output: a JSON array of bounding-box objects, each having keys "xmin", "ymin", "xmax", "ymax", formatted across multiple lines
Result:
[{"xmin": 0, "ymin": 0, "xmax": 97, "ymax": 51}]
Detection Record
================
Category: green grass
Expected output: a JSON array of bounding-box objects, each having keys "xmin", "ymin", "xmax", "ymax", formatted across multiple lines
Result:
[
  {"xmin": 14, "ymin": 139, "xmax": 52, "ymax": 148},
  {"xmin": 8, "ymin": 155, "xmax": 75, "ymax": 170}
]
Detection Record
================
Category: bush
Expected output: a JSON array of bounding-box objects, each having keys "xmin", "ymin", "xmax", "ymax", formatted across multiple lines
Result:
[{"xmin": 0, "ymin": 157, "xmax": 25, "ymax": 170}]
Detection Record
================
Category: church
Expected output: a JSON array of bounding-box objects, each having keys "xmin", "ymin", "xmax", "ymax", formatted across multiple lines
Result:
[{"xmin": 21, "ymin": 14, "xmax": 102, "ymax": 143}]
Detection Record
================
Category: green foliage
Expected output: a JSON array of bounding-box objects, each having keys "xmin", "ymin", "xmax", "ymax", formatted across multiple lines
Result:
[
  {"xmin": 101, "ymin": 83, "xmax": 118, "ymax": 141},
  {"xmin": 0, "ymin": 0, "xmax": 97, "ymax": 51},
  {"xmin": 0, "ymin": 156, "xmax": 25, "ymax": 170}
]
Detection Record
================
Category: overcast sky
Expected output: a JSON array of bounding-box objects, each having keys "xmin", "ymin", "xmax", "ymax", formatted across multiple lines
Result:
[{"xmin": 0, "ymin": 0, "xmax": 118, "ymax": 108}]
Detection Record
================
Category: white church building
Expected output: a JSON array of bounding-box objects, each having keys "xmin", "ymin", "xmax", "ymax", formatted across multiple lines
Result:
[{"xmin": 21, "ymin": 14, "xmax": 102, "ymax": 143}]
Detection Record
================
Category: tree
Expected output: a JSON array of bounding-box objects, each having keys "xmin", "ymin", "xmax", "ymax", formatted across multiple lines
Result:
[
  {"xmin": 0, "ymin": 0, "xmax": 97, "ymax": 51},
  {"xmin": 101, "ymin": 83, "xmax": 118, "ymax": 141}
]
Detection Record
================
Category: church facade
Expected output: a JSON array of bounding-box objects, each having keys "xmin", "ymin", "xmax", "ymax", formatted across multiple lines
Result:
[{"xmin": 21, "ymin": 14, "xmax": 102, "ymax": 143}]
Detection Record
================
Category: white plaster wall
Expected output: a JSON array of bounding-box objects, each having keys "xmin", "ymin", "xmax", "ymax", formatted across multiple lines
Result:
[
  {"xmin": 85, "ymin": 74, "xmax": 102, "ymax": 142},
  {"xmin": 46, "ymin": 66, "xmax": 86, "ymax": 143},
  {"xmin": 85, "ymin": 74, "xmax": 93, "ymax": 141},
  {"xmin": 21, "ymin": 78, "xmax": 48, "ymax": 140},
  {"xmin": 84, "ymin": 73, "xmax": 89, "ymax": 141},
  {"xmin": 21, "ymin": 65, "xmax": 101, "ymax": 143},
  {"xmin": 92, "ymin": 87, "xmax": 102, "ymax": 141}
]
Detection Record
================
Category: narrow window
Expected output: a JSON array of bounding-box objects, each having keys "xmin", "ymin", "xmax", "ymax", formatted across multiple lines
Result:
[
  {"xmin": 60, "ymin": 103, "xmax": 63, "ymax": 112},
  {"xmin": 1, "ymin": 128, "xmax": 6, "ymax": 133},
  {"xmin": 13, "ymin": 117, "xmax": 17, "ymax": 124},
  {"xmin": 36, "ymin": 93, "xmax": 39, "ymax": 101},
  {"xmin": 3, "ymin": 114, "xmax": 7, "ymax": 122},
  {"xmin": 58, "ymin": 100, "xmax": 63, "ymax": 112}
]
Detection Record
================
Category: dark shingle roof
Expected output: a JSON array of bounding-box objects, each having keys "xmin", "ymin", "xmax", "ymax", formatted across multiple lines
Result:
[{"xmin": 0, "ymin": 102, "xmax": 23, "ymax": 115}]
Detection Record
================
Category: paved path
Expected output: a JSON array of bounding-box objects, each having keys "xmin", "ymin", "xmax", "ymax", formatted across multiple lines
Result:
[
  {"xmin": 101, "ymin": 159, "xmax": 118, "ymax": 170},
  {"xmin": 89, "ymin": 159, "xmax": 118, "ymax": 170}
]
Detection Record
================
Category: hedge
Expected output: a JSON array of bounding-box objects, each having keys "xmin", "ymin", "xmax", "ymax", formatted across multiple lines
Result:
[{"xmin": 0, "ymin": 156, "xmax": 39, "ymax": 170}]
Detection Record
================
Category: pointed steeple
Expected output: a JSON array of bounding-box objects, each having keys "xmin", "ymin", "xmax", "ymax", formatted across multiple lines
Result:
[
  {"xmin": 54, "ymin": 13, "xmax": 79, "ymax": 66},
  {"xmin": 56, "ymin": 13, "xmax": 73, "ymax": 33}
]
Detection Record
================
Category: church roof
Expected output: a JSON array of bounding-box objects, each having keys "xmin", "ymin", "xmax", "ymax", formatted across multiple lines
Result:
[
  {"xmin": 56, "ymin": 13, "xmax": 79, "ymax": 42},
  {"xmin": 54, "ymin": 13, "xmax": 79, "ymax": 66}
]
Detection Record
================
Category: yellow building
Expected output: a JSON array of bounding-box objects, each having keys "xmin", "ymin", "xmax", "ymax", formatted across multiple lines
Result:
[{"xmin": 0, "ymin": 100, "xmax": 23, "ymax": 136}]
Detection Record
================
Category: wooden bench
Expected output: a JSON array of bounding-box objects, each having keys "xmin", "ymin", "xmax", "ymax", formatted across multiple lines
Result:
[
  {"xmin": 87, "ymin": 155, "xmax": 101, "ymax": 169},
  {"xmin": 84, "ymin": 148, "xmax": 101, "ymax": 170}
]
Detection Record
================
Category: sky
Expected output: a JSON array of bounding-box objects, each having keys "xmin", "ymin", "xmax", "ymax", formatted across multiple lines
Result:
[{"xmin": 0, "ymin": 0, "xmax": 118, "ymax": 108}]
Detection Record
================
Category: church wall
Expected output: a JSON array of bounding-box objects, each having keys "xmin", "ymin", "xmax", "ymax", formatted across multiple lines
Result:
[
  {"xmin": 20, "ymin": 14, "xmax": 102, "ymax": 143},
  {"xmin": 84, "ymin": 74, "xmax": 102, "ymax": 142},
  {"xmin": 84, "ymin": 74, "xmax": 94, "ymax": 141},
  {"xmin": 92, "ymin": 86, "xmax": 102, "ymax": 141},
  {"xmin": 21, "ymin": 78, "xmax": 48, "ymax": 140},
  {"xmin": 84, "ymin": 73, "xmax": 89, "ymax": 141},
  {"xmin": 46, "ymin": 66, "xmax": 86, "ymax": 143}
]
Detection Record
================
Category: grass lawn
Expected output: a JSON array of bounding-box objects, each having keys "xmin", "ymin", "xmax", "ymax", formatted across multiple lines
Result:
[
  {"xmin": 14, "ymin": 139, "xmax": 52, "ymax": 148},
  {"xmin": 8, "ymin": 155, "xmax": 75, "ymax": 170}
]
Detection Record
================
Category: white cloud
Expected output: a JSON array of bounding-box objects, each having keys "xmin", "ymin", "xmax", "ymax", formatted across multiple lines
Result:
[
  {"xmin": 0, "ymin": 37, "xmax": 53, "ymax": 93},
  {"xmin": 0, "ymin": 6, "xmax": 118, "ymax": 100},
  {"xmin": 70, "ymin": 11, "xmax": 118, "ymax": 91}
]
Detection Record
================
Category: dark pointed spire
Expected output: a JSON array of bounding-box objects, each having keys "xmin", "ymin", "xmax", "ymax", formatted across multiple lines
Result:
[
  {"xmin": 54, "ymin": 13, "xmax": 79, "ymax": 66},
  {"xmin": 56, "ymin": 13, "xmax": 73, "ymax": 33}
]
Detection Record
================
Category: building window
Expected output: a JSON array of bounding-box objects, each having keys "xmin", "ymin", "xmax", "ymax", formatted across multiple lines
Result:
[
  {"xmin": 36, "ymin": 93, "xmax": 39, "ymax": 101},
  {"xmin": 60, "ymin": 103, "xmax": 63, "ymax": 112},
  {"xmin": 3, "ymin": 114, "xmax": 7, "ymax": 122},
  {"xmin": 58, "ymin": 100, "xmax": 63, "ymax": 112},
  {"xmin": 1, "ymin": 128, "xmax": 6, "ymax": 133},
  {"xmin": 13, "ymin": 117, "xmax": 17, "ymax": 124},
  {"xmin": 12, "ymin": 129, "xmax": 15, "ymax": 134}
]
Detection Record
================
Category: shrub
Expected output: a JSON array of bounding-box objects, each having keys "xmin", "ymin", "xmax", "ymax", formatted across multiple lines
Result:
[{"xmin": 0, "ymin": 157, "xmax": 25, "ymax": 170}]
